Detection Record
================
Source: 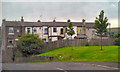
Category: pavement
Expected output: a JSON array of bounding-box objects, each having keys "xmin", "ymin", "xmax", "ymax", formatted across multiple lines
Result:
[{"xmin": 2, "ymin": 61, "xmax": 118, "ymax": 71}]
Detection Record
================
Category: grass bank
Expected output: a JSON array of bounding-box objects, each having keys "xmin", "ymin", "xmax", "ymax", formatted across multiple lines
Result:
[{"xmin": 37, "ymin": 46, "xmax": 119, "ymax": 62}]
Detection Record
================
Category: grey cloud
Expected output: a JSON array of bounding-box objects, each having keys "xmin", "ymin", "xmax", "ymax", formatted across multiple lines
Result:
[{"xmin": 2, "ymin": 2, "xmax": 118, "ymax": 27}]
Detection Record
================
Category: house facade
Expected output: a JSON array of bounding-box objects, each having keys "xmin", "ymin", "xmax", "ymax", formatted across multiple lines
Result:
[{"xmin": 2, "ymin": 17, "xmax": 98, "ymax": 49}]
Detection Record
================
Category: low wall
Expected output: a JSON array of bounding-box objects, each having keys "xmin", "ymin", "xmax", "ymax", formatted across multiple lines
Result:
[{"xmin": 15, "ymin": 56, "xmax": 54, "ymax": 62}]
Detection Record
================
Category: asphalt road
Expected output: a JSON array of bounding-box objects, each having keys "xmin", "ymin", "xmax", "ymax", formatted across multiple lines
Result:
[{"xmin": 2, "ymin": 61, "xmax": 118, "ymax": 71}]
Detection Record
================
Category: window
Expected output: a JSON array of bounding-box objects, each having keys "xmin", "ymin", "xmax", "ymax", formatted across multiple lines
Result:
[
  {"xmin": 7, "ymin": 44, "xmax": 13, "ymax": 48},
  {"xmin": 80, "ymin": 29, "xmax": 82, "ymax": 33},
  {"xmin": 60, "ymin": 28, "xmax": 63, "ymax": 34},
  {"xmin": 17, "ymin": 29, "xmax": 19, "ymax": 32},
  {"xmin": 9, "ymin": 27, "xmax": 14, "ymax": 34},
  {"xmin": 49, "ymin": 39, "xmax": 52, "ymax": 42},
  {"xmin": 43, "ymin": 38, "xmax": 46, "ymax": 42},
  {"xmin": 27, "ymin": 28, "xmax": 31, "ymax": 33},
  {"xmin": 8, "ymin": 38, "xmax": 13, "ymax": 44},
  {"xmin": 44, "ymin": 28, "xmax": 48, "ymax": 34},
  {"xmin": 33, "ymin": 27, "xmax": 37, "ymax": 32},
  {"xmin": 65, "ymin": 28, "xmax": 67, "ymax": 33},
  {"xmin": 53, "ymin": 28, "xmax": 57, "ymax": 32}
]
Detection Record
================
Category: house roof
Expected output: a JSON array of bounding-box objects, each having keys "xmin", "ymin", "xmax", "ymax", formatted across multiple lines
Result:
[{"xmin": 2, "ymin": 21, "xmax": 94, "ymax": 28}]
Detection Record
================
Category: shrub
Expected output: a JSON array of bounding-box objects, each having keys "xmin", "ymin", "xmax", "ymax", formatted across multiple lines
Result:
[
  {"xmin": 15, "ymin": 52, "xmax": 23, "ymax": 57},
  {"xmin": 85, "ymin": 42, "xmax": 89, "ymax": 46},
  {"xmin": 115, "ymin": 37, "xmax": 120, "ymax": 46},
  {"xmin": 93, "ymin": 43, "xmax": 98, "ymax": 46},
  {"xmin": 16, "ymin": 33, "xmax": 44, "ymax": 57}
]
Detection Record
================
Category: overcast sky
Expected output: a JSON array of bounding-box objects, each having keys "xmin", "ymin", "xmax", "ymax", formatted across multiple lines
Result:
[{"xmin": 1, "ymin": 0, "xmax": 119, "ymax": 27}]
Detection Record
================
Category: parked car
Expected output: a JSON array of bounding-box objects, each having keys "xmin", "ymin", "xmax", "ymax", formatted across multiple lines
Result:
[{"xmin": 74, "ymin": 34, "xmax": 87, "ymax": 39}]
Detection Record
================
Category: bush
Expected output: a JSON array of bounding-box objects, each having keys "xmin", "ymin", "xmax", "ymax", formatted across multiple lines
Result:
[
  {"xmin": 16, "ymin": 33, "xmax": 44, "ymax": 57},
  {"xmin": 85, "ymin": 42, "xmax": 89, "ymax": 46},
  {"xmin": 15, "ymin": 52, "xmax": 23, "ymax": 57},
  {"xmin": 115, "ymin": 37, "xmax": 120, "ymax": 46},
  {"xmin": 93, "ymin": 43, "xmax": 98, "ymax": 46}
]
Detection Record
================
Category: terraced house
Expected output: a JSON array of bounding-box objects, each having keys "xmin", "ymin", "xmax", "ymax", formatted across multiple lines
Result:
[{"xmin": 2, "ymin": 17, "xmax": 103, "ymax": 49}]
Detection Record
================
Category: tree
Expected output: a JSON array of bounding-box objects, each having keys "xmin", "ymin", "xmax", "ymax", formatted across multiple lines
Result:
[
  {"xmin": 16, "ymin": 33, "xmax": 44, "ymax": 57},
  {"xmin": 93, "ymin": 10, "xmax": 109, "ymax": 51},
  {"xmin": 67, "ymin": 22, "xmax": 75, "ymax": 52},
  {"xmin": 67, "ymin": 22, "xmax": 75, "ymax": 39}
]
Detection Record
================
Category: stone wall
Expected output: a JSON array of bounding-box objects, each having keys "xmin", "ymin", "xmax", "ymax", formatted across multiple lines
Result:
[{"xmin": 15, "ymin": 56, "xmax": 54, "ymax": 62}]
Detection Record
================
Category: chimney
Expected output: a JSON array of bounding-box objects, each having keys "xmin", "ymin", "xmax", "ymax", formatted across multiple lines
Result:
[
  {"xmin": 2, "ymin": 19, "xmax": 6, "ymax": 22},
  {"xmin": 53, "ymin": 19, "xmax": 56, "ymax": 22},
  {"xmin": 82, "ymin": 19, "xmax": 85, "ymax": 26},
  {"xmin": 37, "ymin": 20, "xmax": 41, "ymax": 22},
  {"xmin": 21, "ymin": 16, "xmax": 24, "ymax": 22},
  {"xmin": 67, "ymin": 19, "xmax": 71, "ymax": 22}
]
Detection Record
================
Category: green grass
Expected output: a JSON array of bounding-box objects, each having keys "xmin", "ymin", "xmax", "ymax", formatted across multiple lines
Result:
[{"xmin": 36, "ymin": 46, "xmax": 119, "ymax": 62}]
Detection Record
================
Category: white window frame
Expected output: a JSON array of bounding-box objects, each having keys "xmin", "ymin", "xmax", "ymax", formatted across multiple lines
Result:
[
  {"xmin": 27, "ymin": 27, "xmax": 31, "ymax": 33},
  {"xmin": 8, "ymin": 38, "xmax": 13, "ymax": 44},
  {"xmin": 44, "ymin": 28, "xmax": 48, "ymax": 34},
  {"xmin": 33, "ymin": 27, "xmax": 37, "ymax": 32},
  {"xmin": 8, "ymin": 27, "xmax": 14, "ymax": 35},
  {"xmin": 53, "ymin": 27, "xmax": 57, "ymax": 32}
]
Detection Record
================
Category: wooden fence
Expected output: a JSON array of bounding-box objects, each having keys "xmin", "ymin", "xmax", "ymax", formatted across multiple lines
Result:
[{"xmin": 41, "ymin": 39, "xmax": 115, "ymax": 52}]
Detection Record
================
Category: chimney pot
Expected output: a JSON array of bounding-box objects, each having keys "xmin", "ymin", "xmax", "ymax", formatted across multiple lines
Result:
[
  {"xmin": 21, "ymin": 16, "xmax": 24, "ymax": 22},
  {"xmin": 2, "ymin": 19, "xmax": 6, "ymax": 22},
  {"xmin": 67, "ymin": 19, "xmax": 71, "ymax": 22},
  {"xmin": 38, "ymin": 20, "xmax": 40, "ymax": 22},
  {"xmin": 53, "ymin": 20, "xmax": 56, "ymax": 22},
  {"xmin": 82, "ymin": 19, "xmax": 85, "ymax": 22},
  {"xmin": 82, "ymin": 19, "xmax": 86, "ymax": 26}
]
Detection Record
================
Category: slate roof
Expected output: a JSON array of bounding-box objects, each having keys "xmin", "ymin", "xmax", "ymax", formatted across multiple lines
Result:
[{"xmin": 3, "ymin": 21, "xmax": 94, "ymax": 28}]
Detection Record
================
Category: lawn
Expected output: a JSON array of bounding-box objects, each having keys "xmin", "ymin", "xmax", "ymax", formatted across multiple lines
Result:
[{"xmin": 37, "ymin": 46, "xmax": 119, "ymax": 62}]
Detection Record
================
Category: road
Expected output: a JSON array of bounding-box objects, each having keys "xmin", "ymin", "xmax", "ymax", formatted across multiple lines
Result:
[{"xmin": 2, "ymin": 61, "xmax": 118, "ymax": 71}]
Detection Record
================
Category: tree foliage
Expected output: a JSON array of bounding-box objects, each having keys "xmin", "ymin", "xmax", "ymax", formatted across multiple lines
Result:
[
  {"xmin": 93, "ymin": 10, "xmax": 109, "ymax": 34},
  {"xmin": 16, "ymin": 33, "xmax": 44, "ymax": 57},
  {"xmin": 67, "ymin": 22, "xmax": 75, "ymax": 38},
  {"xmin": 93, "ymin": 10, "xmax": 109, "ymax": 51},
  {"xmin": 115, "ymin": 37, "xmax": 120, "ymax": 46}
]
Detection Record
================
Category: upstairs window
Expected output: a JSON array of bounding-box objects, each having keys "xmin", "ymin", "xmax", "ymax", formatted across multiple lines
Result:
[
  {"xmin": 8, "ymin": 38, "xmax": 13, "ymax": 44},
  {"xmin": 60, "ymin": 28, "xmax": 63, "ymax": 34},
  {"xmin": 53, "ymin": 28, "xmax": 57, "ymax": 32},
  {"xmin": 27, "ymin": 28, "xmax": 31, "ymax": 33},
  {"xmin": 8, "ymin": 27, "xmax": 14, "ymax": 34},
  {"xmin": 33, "ymin": 27, "xmax": 37, "ymax": 32},
  {"xmin": 80, "ymin": 29, "xmax": 82, "ymax": 34},
  {"xmin": 44, "ymin": 28, "xmax": 48, "ymax": 34},
  {"xmin": 65, "ymin": 28, "xmax": 67, "ymax": 33}
]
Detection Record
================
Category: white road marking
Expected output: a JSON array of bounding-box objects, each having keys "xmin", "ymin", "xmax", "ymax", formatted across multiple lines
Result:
[
  {"xmin": 75, "ymin": 63, "xmax": 118, "ymax": 70},
  {"xmin": 57, "ymin": 67, "xmax": 67, "ymax": 72},
  {"xmin": 96, "ymin": 64, "xmax": 119, "ymax": 70},
  {"xmin": 57, "ymin": 68, "xmax": 64, "ymax": 70}
]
